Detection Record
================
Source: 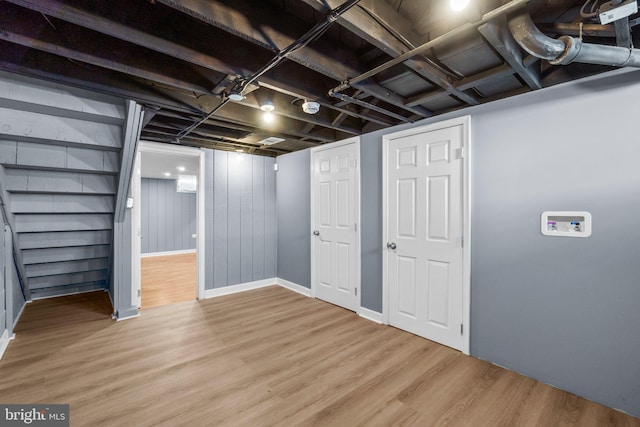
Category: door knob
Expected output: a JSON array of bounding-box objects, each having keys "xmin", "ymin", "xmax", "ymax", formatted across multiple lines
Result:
[
  {"xmin": 313, "ymin": 230, "xmax": 320, "ymax": 236},
  {"xmin": 387, "ymin": 242, "xmax": 397, "ymax": 250}
]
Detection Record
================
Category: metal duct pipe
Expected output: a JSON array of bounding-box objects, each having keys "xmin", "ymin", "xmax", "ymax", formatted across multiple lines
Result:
[{"xmin": 509, "ymin": 12, "xmax": 640, "ymax": 67}]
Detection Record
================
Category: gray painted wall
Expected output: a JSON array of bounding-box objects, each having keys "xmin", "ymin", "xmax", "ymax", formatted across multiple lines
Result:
[
  {"xmin": 276, "ymin": 69, "xmax": 640, "ymax": 417},
  {"xmin": 204, "ymin": 150, "xmax": 276, "ymax": 289},
  {"xmin": 141, "ymin": 178, "xmax": 196, "ymax": 254},
  {"xmin": 276, "ymin": 149, "xmax": 311, "ymax": 288},
  {"xmin": 1, "ymin": 220, "xmax": 5, "ymax": 334},
  {"xmin": 467, "ymin": 70, "xmax": 640, "ymax": 418}
]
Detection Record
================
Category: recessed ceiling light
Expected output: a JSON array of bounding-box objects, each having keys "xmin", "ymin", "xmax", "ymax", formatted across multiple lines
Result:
[
  {"xmin": 163, "ymin": 172, "xmax": 171, "ymax": 177},
  {"xmin": 177, "ymin": 166, "xmax": 185, "ymax": 172},
  {"xmin": 228, "ymin": 89, "xmax": 244, "ymax": 101},
  {"xmin": 260, "ymin": 101, "xmax": 275, "ymax": 112},
  {"xmin": 263, "ymin": 111, "xmax": 275, "ymax": 123},
  {"xmin": 236, "ymin": 149, "xmax": 244, "ymax": 153},
  {"xmin": 450, "ymin": 0, "xmax": 470, "ymax": 11}
]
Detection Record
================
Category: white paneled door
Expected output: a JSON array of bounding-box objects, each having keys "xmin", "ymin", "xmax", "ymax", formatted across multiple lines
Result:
[
  {"xmin": 312, "ymin": 140, "xmax": 359, "ymax": 312},
  {"xmin": 385, "ymin": 119, "xmax": 467, "ymax": 351}
]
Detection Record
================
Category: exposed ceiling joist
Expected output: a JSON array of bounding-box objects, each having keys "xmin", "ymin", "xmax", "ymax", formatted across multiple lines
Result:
[
  {"xmin": 478, "ymin": 17, "xmax": 542, "ymax": 90},
  {"xmin": 299, "ymin": 0, "xmax": 479, "ymax": 105},
  {"xmin": 0, "ymin": 0, "xmax": 625, "ymax": 156}
]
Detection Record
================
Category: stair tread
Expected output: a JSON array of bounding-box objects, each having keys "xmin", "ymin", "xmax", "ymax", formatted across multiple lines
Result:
[{"xmin": 3, "ymin": 164, "xmax": 119, "ymax": 175}]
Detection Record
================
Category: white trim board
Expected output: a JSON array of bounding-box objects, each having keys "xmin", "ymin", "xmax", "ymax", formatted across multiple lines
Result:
[
  {"xmin": 358, "ymin": 307, "xmax": 383, "ymax": 324},
  {"xmin": 276, "ymin": 278, "xmax": 312, "ymax": 297},
  {"xmin": 203, "ymin": 277, "xmax": 384, "ymax": 327},
  {"xmin": 12, "ymin": 299, "xmax": 29, "ymax": 327},
  {"xmin": 141, "ymin": 249, "xmax": 196, "ymax": 258},
  {"xmin": 204, "ymin": 278, "xmax": 278, "ymax": 299},
  {"xmin": 382, "ymin": 115, "xmax": 471, "ymax": 355},
  {"xmin": 0, "ymin": 330, "xmax": 10, "ymax": 360},
  {"xmin": 202, "ymin": 278, "xmax": 312, "ymax": 299},
  {"xmin": 115, "ymin": 313, "xmax": 140, "ymax": 322}
]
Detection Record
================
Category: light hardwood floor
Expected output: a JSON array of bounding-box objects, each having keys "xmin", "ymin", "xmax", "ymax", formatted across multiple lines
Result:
[
  {"xmin": 1, "ymin": 287, "xmax": 638, "ymax": 426},
  {"xmin": 141, "ymin": 252, "xmax": 196, "ymax": 309}
]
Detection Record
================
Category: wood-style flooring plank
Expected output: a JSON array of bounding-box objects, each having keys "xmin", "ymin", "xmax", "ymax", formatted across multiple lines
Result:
[
  {"xmin": 0, "ymin": 287, "xmax": 638, "ymax": 427},
  {"xmin": 141, "ymin": 252, "xmax": 196, "ymax": 309}
]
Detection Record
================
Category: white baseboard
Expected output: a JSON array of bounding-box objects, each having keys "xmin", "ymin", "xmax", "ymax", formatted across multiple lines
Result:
[
  {"xmin": 115, "ymin": 313, "xmax": 140, "ymax": 321},
  {"xmin": 204, "ymin": 278, "xmax": 277, "ymax": 299},
  {"xmin": 0, "ymin": 330, "xmax": 10, "ymax": 360},
  {"xmin": 358, "ymin": 307, "xmax": 383, "ymax": 324},
  {"xmin": 276, "ymin": 278, "xmax": 312, "ymax": 297},
  {"xmin": 13, "ymin": 299, "xmax": 29, "ymax": 327},
  {"xmin": 141, "ymin": 249, "xmax": 196, "ymax": 258}
]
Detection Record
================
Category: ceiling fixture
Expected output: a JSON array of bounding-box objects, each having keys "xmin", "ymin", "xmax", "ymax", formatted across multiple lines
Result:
[
  {"xmin": 260, "ymin": 101, "xmax": 275, "ymax": 112},
  {"xmin": 450, "ymin": 0, "xmax": 470, "ymax": 11},
  {"xmin": 257, "ymin": 137, "xmax": 285, "ymax": 145},
  {"xmin": 177, "ymin": 166, "xmax": 185, "ymax": 172},
  {"xmin": 302, "ymin": 100, "xmax": 320, "ymax": 115},
  {"xmin": 262, "ymin": 111, "xmax": 275, "ymax": 123},
  {"xmin": 236, "ymin": 149, "xmax": 244, "ymax": 153},
  {"xmin": 163, "ymin": 172, "xmax": 171, "ymax": 177},
  {"xmin": 227, "ymin": 88, "xmax": 244, "ymax": 101}
]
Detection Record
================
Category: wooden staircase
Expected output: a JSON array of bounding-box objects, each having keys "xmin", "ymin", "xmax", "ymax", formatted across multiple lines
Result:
[{"xmin": 0, "ymin": 71, "xmax": 141, "ymax": 300}]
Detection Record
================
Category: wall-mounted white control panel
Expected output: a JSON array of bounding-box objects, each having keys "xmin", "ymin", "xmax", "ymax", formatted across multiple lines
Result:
[{"xmin": 541, "ymin": 211, "xmax": 592, "ymax": 238}]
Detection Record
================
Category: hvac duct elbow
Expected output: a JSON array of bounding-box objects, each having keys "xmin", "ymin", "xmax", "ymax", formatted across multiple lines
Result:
[
  {"xmin": 509, "ymin": 12, "xmax": 640, "ymax": 68},
  {"xmin": 508, "ymin": 12, "xmax": 566, "ymax": 60}
]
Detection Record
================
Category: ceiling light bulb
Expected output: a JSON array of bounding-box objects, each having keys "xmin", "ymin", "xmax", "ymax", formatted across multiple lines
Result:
[
  {"xmin": 236, "ymin": 149, "xmax": 244, "ymax": 153},
  {"xmin": 177, "ymin": 166, "xmax": 185, "ymax": 172},
  {"xmin": 163, "ymin": 172, "xmax": 171, "ymax": 177},
  {"xmin": 263, "ymin": 111, "xmax": 275, "ymax": 123},
  {"xmin": 260, "ymin": 101, "xmax": 275, "ymax": 112},
  {"xmin": 228, "ymin": 90, "xmax": 244, "ymax": 101},
  {"xmin": 450, "ymin": 0, "xmax": 470, "ymax": 11}
]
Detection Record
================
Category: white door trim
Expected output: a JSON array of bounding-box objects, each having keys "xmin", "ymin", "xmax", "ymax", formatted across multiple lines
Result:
[
  {"xmin": 382, "ymin": 116, "xmax": 471, "ymax": 355},
  {"xmin": 133, "ymin": 141, "xmax": 206, "ymax": 305},
  {"xmin": 310, "ymin": 137, "xmax": 361, "ymax": 312}
]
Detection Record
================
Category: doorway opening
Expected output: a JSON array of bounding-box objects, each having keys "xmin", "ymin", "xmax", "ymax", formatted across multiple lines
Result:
[{"xmin": 131, "ymin": 141, "xmax": 205, "ymax": 310}]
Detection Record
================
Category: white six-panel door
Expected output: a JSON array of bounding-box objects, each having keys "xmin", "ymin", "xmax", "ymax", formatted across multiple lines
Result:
[
  {"xmin": 312, "ymin": 140, "xmax": 359, "ymax": 312},
  {"xmin": 384, "ymin": 119, "xmax": 467, "ymax": 351}
]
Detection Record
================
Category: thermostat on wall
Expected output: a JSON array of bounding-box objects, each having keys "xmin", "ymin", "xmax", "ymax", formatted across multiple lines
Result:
[{"xmin": 541, "ymin": 211, "xmax": 592, "ymax": 238}]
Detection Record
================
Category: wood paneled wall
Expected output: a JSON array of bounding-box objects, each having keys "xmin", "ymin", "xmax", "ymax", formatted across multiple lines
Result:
[
  {"xmin": 141, "ymin": 178, "xmax": 196, "ymax": 254},
  {"xmin": 205, "ymin": 151, "xmax": 276, "ymax": 288}
]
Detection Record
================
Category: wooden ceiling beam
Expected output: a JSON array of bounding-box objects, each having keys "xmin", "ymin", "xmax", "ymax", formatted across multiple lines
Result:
[
  {"xmin": 154, "ymin": 0, "xmax": 429, "ymax": 118},
  {"xmin": 242, "ymin": 92, "xmax": 360, "ymax": 136},
  {"xmin": 3, "ymin": 0, "xmax": 382, "ymax": 131},
  {"xmin": 0, "ymin": 5, "xmax": 218, "ymax": 94},
  {"xmin": 405, "ymin": 63, "xmax": 516, "ymax": 107},
  {"xmin": 301, "ymin": 0, "xmax": 480, "ymax": 106}
]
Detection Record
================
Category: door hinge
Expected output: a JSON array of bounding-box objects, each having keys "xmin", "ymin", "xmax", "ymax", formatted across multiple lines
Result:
[
  {"xmin": 460, "ymin": 236, "xmax": 464, "ymax": 248},
  {"xmin": 456, "ymin": 147, "xmax": 464, "ymax": 160},
  {"xmin": 355, "ymin": 288, "xmax": 358, "ymax": 296},
  {"xmin": 138, "ymin": 289, "xmax": 141, "ymax": 297},
  {"xmin": 460, "ymin": 324, "xmax": 464, "ymax": 335},
  {"xmin": 354, "ymin": 223, "xmax": 357, "ymax": 232}
]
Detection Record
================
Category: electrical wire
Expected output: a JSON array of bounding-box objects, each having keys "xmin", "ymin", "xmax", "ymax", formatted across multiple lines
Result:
[
  {"xmin": 175, "ymin": 0, "xmax": 362, "ymax": 142},
  {"xmin": 580, "ymin": 0, "xmax": 600, "ymax": 19}
]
